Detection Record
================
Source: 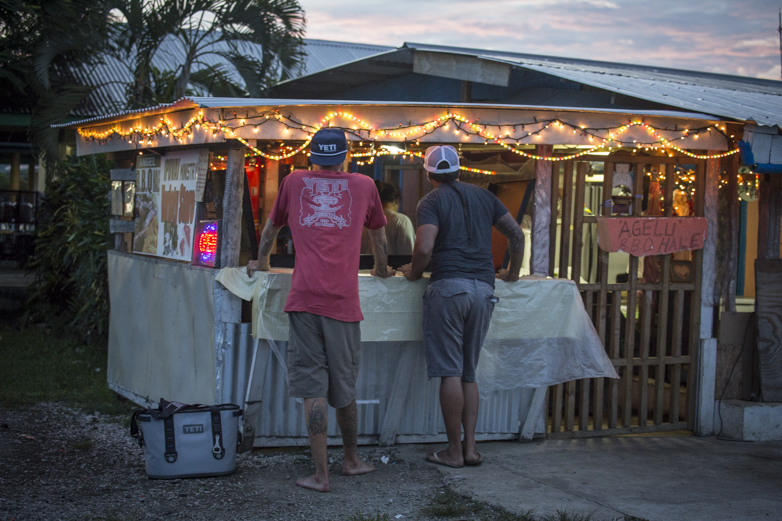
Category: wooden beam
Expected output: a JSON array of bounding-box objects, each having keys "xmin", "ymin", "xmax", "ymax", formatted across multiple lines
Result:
[
  {"xmin": 532, "ymin": 145, "xmax": 553, "ymax": 276},
  {"xmin": 571, "ymin": 163, "xmax": 587, "ymax": 285},
  {"xmin": 218, "ymin": 149, "xmax": 245, "ymax": 325},
  {"xmin": 757, "ymin": 174, "xmax": 782, "ymax": 261},
  {"xmin": 549, "ymin": 162, "xmax": 560, "ymax": 277},
  {"xmin": 263, "ymin": 159, "xmax": 280, "ymax": 231},
  {"xmin": 559, "ymin": 161, "xmax": 574, "ymax": 280},
  {"xmin": 689, "ymin": 161, "xmax": 706, "ymax": 432},
  {"xmin": 221, "ymin": 149, "xmax": 245, "ymax": 268}
]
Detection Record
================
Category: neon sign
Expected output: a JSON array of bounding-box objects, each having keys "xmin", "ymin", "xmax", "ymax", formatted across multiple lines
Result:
[{"xmin": 192, "ymin": 220, "xmax": 221, "ymax": 268}]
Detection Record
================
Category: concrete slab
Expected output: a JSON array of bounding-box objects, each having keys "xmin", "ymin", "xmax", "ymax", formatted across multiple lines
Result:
[
  {"xmin": 715, "ymin": 400, "xmax": 782, "ymax": 441},
  {"xmin": 400, "ymin": 435, "xmax": 782, "ymax": 521}
]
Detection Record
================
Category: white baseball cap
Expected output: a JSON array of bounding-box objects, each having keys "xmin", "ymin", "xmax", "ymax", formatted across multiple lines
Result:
[{"xmin": 424, "ymin": 145, "xmax": 460, "ymax": 173}]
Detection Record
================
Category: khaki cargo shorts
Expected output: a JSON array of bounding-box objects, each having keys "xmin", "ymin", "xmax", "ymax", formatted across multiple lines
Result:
[{"xmin": 287, "ymin": 311, "xmax": 361, "ymax": 409}]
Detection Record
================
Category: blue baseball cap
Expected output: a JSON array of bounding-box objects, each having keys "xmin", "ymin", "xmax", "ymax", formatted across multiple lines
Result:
[{"xmin": 309, "ymin": 129, "xmax": 348, "ymax": 166}]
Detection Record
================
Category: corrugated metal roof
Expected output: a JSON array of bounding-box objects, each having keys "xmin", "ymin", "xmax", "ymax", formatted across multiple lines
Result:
[
  {"xmin": 70, "ymin": 38, "xmax": 392, "ymax": 117},
  {"xmin": 406, "ymin": 43, "xmax": 782, "ymax": 126},
  {"xmin": 272, "ymin": 41, "xmax": 782, "ymax": 127}
]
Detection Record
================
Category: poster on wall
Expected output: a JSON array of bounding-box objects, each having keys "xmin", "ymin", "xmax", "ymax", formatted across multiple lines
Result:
[{"xmin": 132, "ymin": 149, "xmax": 208, "ymax": 261}]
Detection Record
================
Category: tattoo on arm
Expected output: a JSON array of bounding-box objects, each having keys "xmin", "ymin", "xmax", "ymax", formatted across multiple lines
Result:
[
  {"xmin": 307, "ymin": 402, "xmax": 328, "ymax": 436},
  {"xmin": 257, "ymin": 221, "xmax": 282, "ymax": 269},
  {"xmin": 368, "ymin": 227, "xmax": 389, "ymax": 276},
  {"xmin": 495, "ymin": 213, "xmax": 525, "ymax": 253}
]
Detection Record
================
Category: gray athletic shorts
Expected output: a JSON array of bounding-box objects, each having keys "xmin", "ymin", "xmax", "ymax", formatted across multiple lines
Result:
[
  {"xmin": 287, "ymin": 311, "xmax": 361, "ymax": 409},
  {"xmin": 422, "ymin": 278, "xmax": 497, "ymax": 383}
]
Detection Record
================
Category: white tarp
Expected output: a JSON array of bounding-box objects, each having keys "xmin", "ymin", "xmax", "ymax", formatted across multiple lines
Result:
[
  {"xmin": 216, "ymin": 268, "xmax": 618, "ymax": 390},
  {"xmin": 107, "ymin": 251, "xmax": 217, "ymax": 405}
]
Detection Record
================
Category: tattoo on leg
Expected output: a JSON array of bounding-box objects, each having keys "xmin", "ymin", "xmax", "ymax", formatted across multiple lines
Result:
[{"xmin": 308, "ymin": 402, "xmax": 328, "ymax": 436}]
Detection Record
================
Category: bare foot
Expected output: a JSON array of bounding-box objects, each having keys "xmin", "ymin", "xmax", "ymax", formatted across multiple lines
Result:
[
  {"xmin": 425, "ymin": 449, "xmax": 463, "ymax": 468},
  {"xmin": 463, "ymin": 447, "xmax": 481, "ymax": 464},
  {"xmin": 342, "ymin": 459, "xmax": 376, "ymax": 476},
  {"xmin": 296, "ymin": 474, "xmax": 330, "ymax": 492}
]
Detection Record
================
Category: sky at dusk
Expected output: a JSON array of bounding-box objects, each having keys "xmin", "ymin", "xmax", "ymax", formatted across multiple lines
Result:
[{"xmin": 297, "ymin": 0, "xmax": 781, "ymax": 80}]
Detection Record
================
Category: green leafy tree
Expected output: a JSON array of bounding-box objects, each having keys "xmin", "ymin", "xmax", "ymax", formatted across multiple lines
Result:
[
  {"xmin": 0, "ymin": 0, "xmax": 115, "ymax": 160},
  {"xmin": 24, "ymin": 155, "xmax": 112, "ymax": 343},
  {"xmin": 111, "ymin": 0, "xmax": 306, "ymax": 109}
]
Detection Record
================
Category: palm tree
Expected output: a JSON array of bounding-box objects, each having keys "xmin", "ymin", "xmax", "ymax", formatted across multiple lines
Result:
[
  {"xmin": 110, "ymin": 0, "xmax": 306, "ymax": 109},
  {"xmin": 0, "ymin": 0, "xmax": 115, "ymax": 160}
]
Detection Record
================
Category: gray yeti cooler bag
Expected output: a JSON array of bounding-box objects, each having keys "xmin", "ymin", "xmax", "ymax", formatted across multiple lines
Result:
[{"xmin": 130, "ymin": 399, "xmax": 242, "ymax": 479}]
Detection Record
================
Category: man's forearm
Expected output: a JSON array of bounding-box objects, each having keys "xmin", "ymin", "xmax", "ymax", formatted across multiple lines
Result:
[
  {"xmin": 256, "ymin": 220, "xmax": 281, "ymax": 270},
  {"xmin": 368, "ymin": 227, "xmax": 389, "ymax": 277},
  {"xmin": 495, "ymin": 213, "xmax": 525, "ymax": 280},
  {"xmin": 407, "ymin": 247, "xmax": 432, "ymax": 281}
]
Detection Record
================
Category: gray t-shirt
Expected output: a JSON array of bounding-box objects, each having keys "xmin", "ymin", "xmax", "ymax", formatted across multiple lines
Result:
[{"xmin": 416, "ymin": 182, "xmax": 509, "ymax": 287}]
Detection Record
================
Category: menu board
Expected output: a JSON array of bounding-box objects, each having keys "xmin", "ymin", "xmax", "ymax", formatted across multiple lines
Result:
[{"xmin": 132, "ymin": 149, "xmax": 208, "ymax": 261}]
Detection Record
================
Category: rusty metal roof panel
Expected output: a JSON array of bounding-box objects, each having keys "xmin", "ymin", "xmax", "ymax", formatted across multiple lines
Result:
[{"xmin": 404, "ymin": 42, "xmax": 782, "ymax": 126}]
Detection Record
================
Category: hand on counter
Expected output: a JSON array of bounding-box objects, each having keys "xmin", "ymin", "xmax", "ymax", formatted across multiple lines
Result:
[
  {"xmin": 246, "ymin": 260, "xmax": 269, "ymax": 277},
  {"xmin": 496, "ymin": 268, "xmax": 519, "ymax": 283},
  {"xmin": 371, "ymin": 265, "xmax": 397, "ymax": 278},
  {"xmin": 397, "ymin": 263, "xmax": 420, "ymax": 281}
]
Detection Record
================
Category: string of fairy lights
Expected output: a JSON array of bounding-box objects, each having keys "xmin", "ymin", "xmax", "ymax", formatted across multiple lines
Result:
[{"xmin": 77, "ymin": 109, "xmax": 741, "ymax": 173}]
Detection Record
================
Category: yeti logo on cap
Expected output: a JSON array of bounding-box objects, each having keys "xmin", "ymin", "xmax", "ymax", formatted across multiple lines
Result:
[{"xmin": 319, "ymin": 144, "xmax": 337, "ymax": 152}]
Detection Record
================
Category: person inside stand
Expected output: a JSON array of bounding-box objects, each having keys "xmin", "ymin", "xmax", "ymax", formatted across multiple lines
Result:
[
  {"xmin": 247, "ymin": 129, "xmax": 394, "ymax": 492},
  {"xmin": 398, "ymin": 145, "xmax": 525, "ymax": 468},
  {"xmin": 375, "ymin": 181, "xmax": 415, "ymax": 255}
]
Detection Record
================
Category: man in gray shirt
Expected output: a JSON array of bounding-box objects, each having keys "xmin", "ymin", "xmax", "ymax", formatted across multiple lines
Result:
[{"xmin": 399, "ymin": 145, "xmax": 525, "ymax": 468}]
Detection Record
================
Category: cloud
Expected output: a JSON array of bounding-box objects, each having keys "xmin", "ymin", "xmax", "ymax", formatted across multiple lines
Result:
[{"xmin": 298, "ymin": 0, "xmax": 782, "ymax": 78}]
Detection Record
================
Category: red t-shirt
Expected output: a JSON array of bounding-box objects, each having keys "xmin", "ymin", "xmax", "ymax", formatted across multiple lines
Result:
[{"xmin": 269, "ymin": 170, "xmax": 387, "ymax": 322}]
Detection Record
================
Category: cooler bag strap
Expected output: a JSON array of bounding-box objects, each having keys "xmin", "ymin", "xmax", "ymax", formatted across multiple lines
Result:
[
  {"xmin": 130, "ymin": 410, "xmax": 145, "ymax": 447},
  {"xmin": 163, "ymin": 415, "xmax": 177, "ymax": 463},
  {"xmin": 210, "ymin": 406, "xmax": 225, "ymax": 460}
]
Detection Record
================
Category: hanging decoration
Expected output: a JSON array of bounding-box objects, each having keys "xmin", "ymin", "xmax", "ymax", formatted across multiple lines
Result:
[{"xmin": 77, "ymin": 109, "xmax": 741, "ymax": 171}]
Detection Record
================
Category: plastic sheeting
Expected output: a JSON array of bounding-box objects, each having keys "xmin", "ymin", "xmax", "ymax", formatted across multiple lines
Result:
[{"xmin": 216, "ymin": 268, "xmax": 618, "ymax": 391}]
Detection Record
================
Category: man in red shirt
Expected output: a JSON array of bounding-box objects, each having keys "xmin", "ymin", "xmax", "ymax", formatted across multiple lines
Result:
[{"xmin": 247, "ymin": 129, "xmax": 392, "ymax": 492}]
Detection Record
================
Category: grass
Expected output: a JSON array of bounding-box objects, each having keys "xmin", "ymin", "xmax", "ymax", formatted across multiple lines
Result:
[
  {"xmin": 70, "ymin": 438, "xmax": 94, "ymax": 451},
  {"xmin": 422, "ymin": 489, "xmax": 648, "ymax": 521},
  {"xmin": 423, "ymin": 488, "xmax": 534, "ymax": 521},
  {"xmin": 0, "ymin": 325, "xmax": 135, "ymax": 417}
]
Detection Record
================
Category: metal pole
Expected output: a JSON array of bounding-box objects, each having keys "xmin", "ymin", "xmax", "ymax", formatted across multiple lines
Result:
[{"xmin": 778, "ymin": 10, "xmax": 781, "ymax": 79}]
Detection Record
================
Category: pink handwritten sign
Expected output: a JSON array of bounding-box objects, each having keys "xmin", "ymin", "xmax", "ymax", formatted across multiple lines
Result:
[{"xmin": 595, "ymin": 217, "xmax": 708, "ymax": 256}]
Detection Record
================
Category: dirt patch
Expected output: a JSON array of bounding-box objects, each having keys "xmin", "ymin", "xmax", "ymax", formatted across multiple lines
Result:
[{"xmin": 0, "ymin": 403, "xmax": 444, "ymax": 520}]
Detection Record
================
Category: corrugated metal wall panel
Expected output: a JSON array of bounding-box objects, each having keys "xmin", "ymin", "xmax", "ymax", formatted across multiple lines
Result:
[{"xmin": 219, "ymin": 334, "xmax": 534, "ymax": 446}]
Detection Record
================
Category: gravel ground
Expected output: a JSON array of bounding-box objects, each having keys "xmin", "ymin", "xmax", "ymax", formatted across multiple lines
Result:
[{"xmin": 0, "ymin": 403, "xmax": 446, "ymax": 521}]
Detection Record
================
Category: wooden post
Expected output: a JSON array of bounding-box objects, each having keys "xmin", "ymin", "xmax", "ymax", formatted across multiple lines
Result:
[
  {"xmin": 655, "ymin": 164, "xmax": 674, "ymax": 425},
  {"xmin": 571, "ymin": 163, "xmax": 587, "ymax": 285},
  {"xmin": 549, "ymin": 162, "xmax": 560, "ymax": 277},
  {"xmin": 221, "ymin": 149, "xmax": 245, "ymax": 268},
  {"xmin": 758, "ymin": 174, "xmax": 782, "ymax": 261},
  {"xmin": 558, "ymin": 161, "xmax": 573, "ymax": 279},
  {"xmin": 218, "ymin": 149, "xmax": 245, "ymax": 325},
  {"xmin": 693, "ymin": 158, "xmax": 714, "ymax": 435},
  {"xmin": 719, "ymin": 154, "xmax": 740, "ymax": 312},
  {"xmin": 532, "ymin": 145, "xmax": 553, "ymax": 276},
  {"xmin": 263, "ymin": 159, "xmax": 280, "ymax": 228},
  {"xmin": 701, "ymin": 156, "xmax": 720, "ymax": 333}
]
